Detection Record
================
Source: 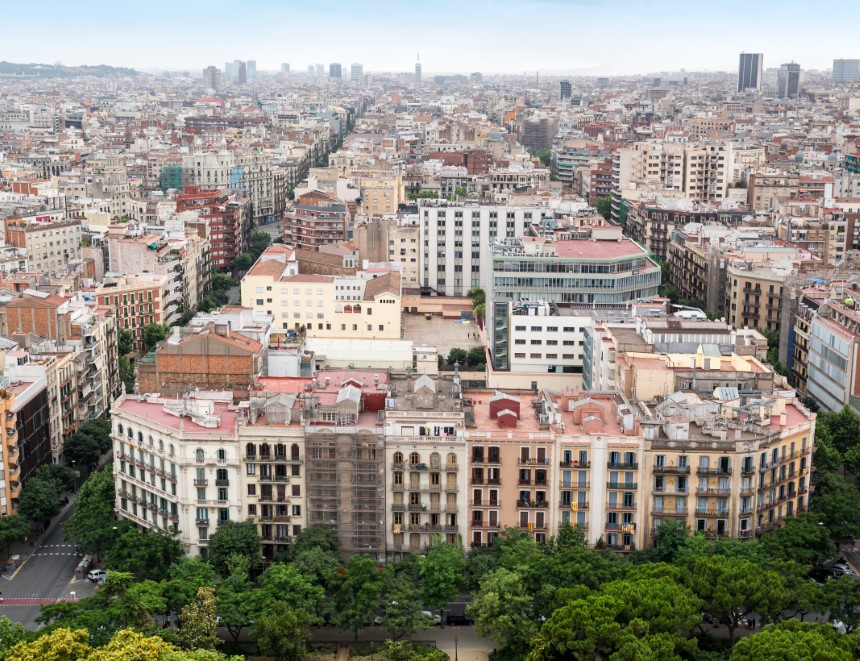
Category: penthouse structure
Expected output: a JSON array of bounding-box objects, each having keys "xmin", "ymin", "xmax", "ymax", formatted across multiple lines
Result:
[{"xmin": 489, "ymin": 233, "xmax": 660, "ymax": 372}]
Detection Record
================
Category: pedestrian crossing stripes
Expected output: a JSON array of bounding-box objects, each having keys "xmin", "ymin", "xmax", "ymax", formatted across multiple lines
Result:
[{"xmin": 33, "ymin": 552, "xmax": 80, "ymax": 557}]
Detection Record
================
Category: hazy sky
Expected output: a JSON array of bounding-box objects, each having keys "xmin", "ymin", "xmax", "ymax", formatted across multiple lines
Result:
[{"xmin": 5, "ymin": 0, "xmax": 859, "ymax": 75}]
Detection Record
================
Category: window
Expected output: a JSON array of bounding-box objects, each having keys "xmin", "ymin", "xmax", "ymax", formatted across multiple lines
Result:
[{"xmin": 217, "ymin": 448, "xmax": 227, "ymax": 461}]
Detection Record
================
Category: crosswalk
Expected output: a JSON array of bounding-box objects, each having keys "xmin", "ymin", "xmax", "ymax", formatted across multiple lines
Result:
[
  {"xmin": 33, "ymin": 544, "xmax": 80, "ymax": 558},
  {"xmin": 0, "ymin": 598, "xmax": 76, "ymax": 605}
]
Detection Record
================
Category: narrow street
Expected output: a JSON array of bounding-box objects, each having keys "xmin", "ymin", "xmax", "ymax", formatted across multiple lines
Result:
[{"xmin": 1, "ymin": 500, "xmax": 98, "ymax": 629}]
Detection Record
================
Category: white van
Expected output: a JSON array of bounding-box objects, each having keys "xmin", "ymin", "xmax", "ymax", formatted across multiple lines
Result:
[{"xmin": 87, "ymin": 569, "xmax": 107, "ymax": 582}]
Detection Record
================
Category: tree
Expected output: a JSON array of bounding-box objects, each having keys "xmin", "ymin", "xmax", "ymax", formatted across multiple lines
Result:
[
  {"xmin": 446, "ymin": 348, "xmax": 467, "ymax": 366},
  {"xmin": 0, "ymin": 615, "xmax": 28, "ymax": 658},
  {"xmin": 217, "ymin": 555, "xmax": 258, "ymax": 643},
  {"xmin": 760, "ymin": 513, "xmax": 836, "ymax": 566},
  {"xmin": 468, "ymin": 568, "xmax": 540, "ymax": 654},
  {"xmin": 142, "ymin": 323, "xmax": 170, "ymax": 352},
  {"xmin": 467, "ymin": 287, "xmax": 486, "ymax": 306},
  {"xmin": 249, "ymin": 231, "xmax": 272, "ymax": 260},
  {"xmin": 64, "ymin": 469, "xmax": 119, "ymax": 561},
  {"xmin": 118, "ymin": 355, "xmax": 135, "ymax": 394},
  {"xmin": 233, "ymin": 252, "xmax": 254, "ymax": 272},
  {"xmin": 254, "ymin": 562, "xmax": 325, "ymax": 622},
  {"xmin": 593, "ymin": 196, "xmax": 612, "ymax": 220},
  {"xmin": 527, "ymin": 577, "xmax": 701, "ymax": 661},
  {"xmin": 823, "ymin": 576, "xmax": 860, "ymax": 633},
  {"xmin": 729, "ymin": 620, "xmax": 859, "ymax": 661},
  {"xmin": 107, "ymin": 527, "xmax": 182, "ymax": 581},
  {"xmin": 164, "ymin": 557, "xmax": 217, "ymax": 617},
  {"xmin": 817, "ymin": 406, "xmax": 860, "ymax": 454},
  {"xmin": 175, "ymin": 586, "xmax": 219, "ymax": 651},
  {"xmin": 251, "ymin": 602, "xmax": 312, "ymax": 661},
  {"xmin": 62, "ymin": 432, "xmax": 102, "ymax": 472},
  {"xmin": 206, "ymin": 519, "xmax": 261, "ymax": 576},
  {"xmin": 454, "ymin": 186, "xmax": 468, "ymax": 198},
  {"xmin": 35, "ymin": 463, "xmax": 76, "ymax": 492},
  {"xmin": 534, "ymin": 148, "xmax": 552, "ymax": 168},
  {"xmin": 19, "ymin": 476, "xmax": 62, "ymax": 529},
  {"xmin": 4, "ymin": 627, "xmax": 91, "ymax": 661},
  {"xmin": 380, "ymin": 570, "xmax": 434, "ymax": 640},
  {"xmin": 379, "ymin": 641, "xmax": 449, "ymax": 661},
  {"xmin": 688, "ymin": 555, "xmax": 788, "ymax": 644},
  {"xmin": 466, "ymin": 346, "xmax": 486, "ymax": 367},
  {"xmin": 211, "ymin": 271, "xmax": 234, "ymax": 293},
  {"xmin": 810, "ymin": 471, "xmax": 860, "ymax": 544},
  {"xmin": 118, "ymin": 329, "xmax": 134, "ymax": 356},
  {"xmin": 331, "ymin": 554, "xmax": 384, "ymax": 639},
  {"xmin": 419, "ymin": 538, "xmax": 465, "ymax": 625},
  {"xmin": 0, "ymin": 515, "xmax": 30, "ymax": 558}
]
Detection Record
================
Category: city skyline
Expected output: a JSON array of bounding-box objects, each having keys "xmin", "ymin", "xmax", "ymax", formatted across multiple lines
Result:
[{"xmin": 4, "ymin": 0, "xmax": 860, "ymax": 75}]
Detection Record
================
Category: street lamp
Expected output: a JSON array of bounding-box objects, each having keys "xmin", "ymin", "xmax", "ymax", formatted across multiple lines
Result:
[{"xmin": 454, "ymin": 636, "xmax": 458, "ymax": 661}]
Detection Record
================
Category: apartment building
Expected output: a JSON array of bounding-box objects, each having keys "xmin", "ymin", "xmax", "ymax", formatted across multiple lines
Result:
[
  {"xmin": 283, "ymin": 199, "xmax": 349, "ymax": 251},
  {"xmin": 5, "ymin": 374, "xmax": 51, "ymax": 504},
  {"xmin": 625, "ymin": 198, "xmax": 745, "ymax": 262},
  {"xmin": 384, "ymin": 373, "xmax": 468, "ymax": 558},
  {"xmin": 111, "ymin": 393, "xmax": 242, "ymax": 557},
  {"xmin": 175, "ymin": 186, "xmax": 251, "ymax": 271},
  {"xmin": 240, "ymin": 245, "xmax": 402, "ymax": 339},
  {"xmin": 777, "ymin": 215, "xmax": 847, "ymax": 266},
  {"xmin": 353, "ymin": 216, "xmax": 421, "ymax": 291},
  {"xmin": 747, "ymin": 170, "xmax": 799, "ymax": 211},
  {"xmin": 667, "ymin": 226, "xmax": 727, "ymax": 312},
  {"xmin": 489, "ymin": 234, "xmax": 660, "ymax": 371},
  {"xmin": 0, "ymin": 386, "xmax": 19, "ymax": 516},
  {"xmin": 137, "ymin": 323, "xmax": 264, "ymax": 397},
  {"xmin": 4, "ymin": 215, "xmax": 82, "ymax": 277},
  {"xmin": 358, "ymin": 174, "xmax": 404, "ymax": 217},
  {"xmin": 420, "ymin": 202, "xmax": 544, "ymax": 297},
  {"xmin": 94, "ymin": 273, "xmax": 174, "ymax": 352}
]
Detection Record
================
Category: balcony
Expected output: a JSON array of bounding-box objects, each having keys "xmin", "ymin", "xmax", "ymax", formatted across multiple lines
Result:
[
  {"xmin": 518, "ymin": 458, "xmax": 550, "ymax": 467},
  {"xmin": 697, "ymin": 467, "xmax": 732, "ymax": 476},
  {"xmin": 607, "ymin": 461, "xmax": 638, "ymax": 470},
  {"xmin": 652, "ymin": 464, "xmax": 690, "ymax": 475},
  {"xmin": 607, "ymin": 482, "xmax": 637, "ymax": 490},
  {"xmin": 194, "ymin": 479, "xmax": 208, "ymax": 487},
  {"xmin": 471, "ymin": 521, "xmax": 500, "ymax": 529},
  {"xmin": 516, "ymin": 499, "xmax": 549, "ymax": 508},
  {"xmin": 215, "ymin": 479, "xmax": 229, "ymax": 487},
  {"xmin": 606, "ymin": 503, "xmax": 637, "ymax": 511},
  {"xmin": 695, "ymin": 487, "xmax": 731, "ymax": 496},
  {"xmin": 695, "ymin": 509, "xmax": 729, "ymax": 517},
  {"xmin": 392, "ymin": 483, "xmax": 405, "ymax": 492},
  {"xmin": 561, "ymin": 482, "xmax": 589, "ymax": 491},
  {"xmin": 472, "ymin": 500, "xmax": 500, "ymax": 508},
  {"xmin": 560, "ymin": 460, "xmax": 591, "ymax": 469},
  {"xmin": 445, "ymin": 463, "xmax": 459, "ymax": 471},
  {"xmin": 561, "ymin": 501, "xmax": 589, "ymax": 510}
]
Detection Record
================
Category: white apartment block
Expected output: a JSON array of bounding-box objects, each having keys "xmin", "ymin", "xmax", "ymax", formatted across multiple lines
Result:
[{"xmin": 419, "ymin": 202, "xmax": 546, "ymax": 296}]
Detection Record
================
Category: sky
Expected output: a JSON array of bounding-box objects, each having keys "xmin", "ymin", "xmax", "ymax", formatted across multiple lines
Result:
[{"xmin": 4, "ymin": 0, "xmax": 860, "ymax": 75}]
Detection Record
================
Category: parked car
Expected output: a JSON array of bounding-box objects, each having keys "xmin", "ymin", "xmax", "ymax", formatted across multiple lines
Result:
[
  {"xmin": 87, "ymin": 569, "xmax": 107, "ymax": 583},
  {"xmin": 830, "ymin": 561, "xmax": 855, "ymax": 576},
  {"xmin": 421, "ymin": 610, "xmax": 442, "ymax": 625}
]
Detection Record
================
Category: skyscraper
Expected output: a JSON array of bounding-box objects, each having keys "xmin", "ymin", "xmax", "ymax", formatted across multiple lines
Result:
[
  {"xmin": 329, "ymin": 63, "xmax": 342, "ymax": 78},
  {"xmin": 833, "ymin": 59, "xmax": 860, "ymax": 83},
  {"xmin": 237, "ymin": 61, "xmax": 247, "ymax": 85},
  {"xmin": 560, "ymin": 80, "xmax": 571, "ymax": 99},
  {"xmin": 246, "ymin": 60, "xmax": 257, "ymax": 80},
  {"xmin": 777, "ymin": 63, "xmax": 801, "ymax": 99},
  {"xmin": 415, "ymin": 61, "xmax": 422, "ymax": 86},
  {"xmin": 350, "ymin": 63, "xmax": 363, "ymax": 82},
  {"xmin": 315, "ymin": 64, "xmax": 324, "ymax": 77},
  {"xmin": 281, "ymin": 63, "xmax": 290, "ymax": 74},
  {"xmin": 737, "ymin": 52, "xmax": 763, "ymax": 92},
  {"xmin": 202, "ymin": 66, "xmax": 221, "ymax": 91}
]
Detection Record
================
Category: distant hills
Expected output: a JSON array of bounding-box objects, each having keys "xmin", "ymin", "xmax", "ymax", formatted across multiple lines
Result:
[{"xmin": 0, "ymin": 61, "xmax": 137, "ymax": 78}]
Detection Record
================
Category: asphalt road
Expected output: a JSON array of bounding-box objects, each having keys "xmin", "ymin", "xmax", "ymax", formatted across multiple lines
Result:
[{"xmin": 1, "ymin": 503, "xmax": 98, "ymax": 629}]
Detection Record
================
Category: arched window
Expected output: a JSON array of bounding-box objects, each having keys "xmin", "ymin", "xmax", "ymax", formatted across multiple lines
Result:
[
  {"xmin": 275, "ymin": 443, "xmax": 285, "ymax": 458},
  {"xmin": 409, "ymin": 451, "xmax": 420, "ymax": 465},
  {"xmin": 217, "ymin": 448, "xmax": 227, "ymax": 461},
  {"xmin": 196, "ymin": 449, "xmax": 204, "ymax": 462},
  {"xmin": 291, "ymin": 443, "xmax": 300, "ymax": 460},
  {"xmin": 127, "ymin": 427, "xmax": 133, "ymax": 439},
  {"xmin": 246, "ymin": 443, "xmax": 256, "ymax": 457},
  {"xmin": 430, "ymin": 452, "xmax": 440, "ymax": 468},
  {"xmin": 148, "ymin": 435, "xmax": 154, "ymax": 447},
  {"xmin": 117, "ymin": 424, "xmax": 124, "ymax": 436},
  {"xmin": 393, "ymin": 451, "xmax": 403, "ymax": 464},
  {"xmin": 344, "ymin": 304, "xmax": 353, "ymax": 313},
  {"xmin": 447, "ymin": 453, "xmax": 457, "ymax": 467},
  {"xmin": 260, "ymin": 443, "xmax": 271, "ymax": 458},
  {"xmin": 137, "ymin": 431, "xmax": 143, "ymax": 444},
  {"xmin": 169, "ymin": 444, "xmax": 175, "ymax": 456},
  {"xmin": 159, "ymin": 439, "xmax": 164, "ymax": 452}
]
